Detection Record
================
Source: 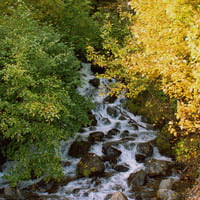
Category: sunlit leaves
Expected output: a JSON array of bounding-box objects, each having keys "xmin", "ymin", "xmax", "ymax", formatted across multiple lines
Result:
[{"xmin": 88, "ymin": 0, "xmax": 200, "ymax": 171}]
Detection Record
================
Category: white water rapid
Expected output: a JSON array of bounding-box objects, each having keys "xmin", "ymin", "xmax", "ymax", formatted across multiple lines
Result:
[{"xmin": 0, "ymin": 63, "xmax": 174, "ymax": 200}]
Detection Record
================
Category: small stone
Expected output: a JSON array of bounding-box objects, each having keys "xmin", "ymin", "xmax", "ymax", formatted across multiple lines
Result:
[{"xmin": 111, "ymin": 191, "xmax": 129, "ymax": 200}]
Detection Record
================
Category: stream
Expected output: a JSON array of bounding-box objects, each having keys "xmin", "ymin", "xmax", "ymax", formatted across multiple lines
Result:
[{"xmin": 0, "ymin": 63, "xmax": 180, "ymax": 200}]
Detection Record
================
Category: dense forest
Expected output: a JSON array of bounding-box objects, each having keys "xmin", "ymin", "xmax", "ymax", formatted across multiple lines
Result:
[{"xmin": 0, "ymin": 0, "xmax": 199, "ymax": 188}]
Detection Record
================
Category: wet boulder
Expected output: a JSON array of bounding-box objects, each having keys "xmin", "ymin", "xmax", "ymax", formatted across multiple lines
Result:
[
  {"xmin": 68, "ymin": 141, "xmax": 91, "ymax": 158},
  {"xmin": 113, "ymin": 163, "xmax": 129, "ymax": 172},
  {"xmin": 103, "ymin": 95, "xmax": 117, "ymax": 104},
  {"xmin": 135, "ymin": 142, "xmax": 153, "ymax": 163},
  {"xmin": 107, "ymin": 106, "xmax": 119, "ymax": 118},
  {"xmin": 110, "ymin": 191, "xmax": 129, "ymax": 200},
  {"xmin": 127, "ymin": 170, "xmax": 147, "ymax": 190},
  {"xmin": 102, "ymin": 143, "xmax": 122, "ymax": 162},
  {"xmin": 106, "ymin": 128, "xmax": 120, "ymax": 139},
  {"xmin": 89, "ymin": 78, "xmax": 100, "ymax": 88},
  {"xmin": 88, "ymin": 131, "xmax": 104, "ymax": 144},
  {"xmin": 76, "ymin": 153, "xmax": 105, "ymax": 178},
  {"xmin": 146, "ymin": 159, "xmax": 169, "ymax": 177}
]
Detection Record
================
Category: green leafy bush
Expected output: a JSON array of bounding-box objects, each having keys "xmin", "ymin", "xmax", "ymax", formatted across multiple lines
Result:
[
  {"xmin": 60, "ymin": 0, "xmax": 102, "ymax": 59},
  {"xmin": 0, "ymin": 4, "xmax": 93, "ymax": 185}
]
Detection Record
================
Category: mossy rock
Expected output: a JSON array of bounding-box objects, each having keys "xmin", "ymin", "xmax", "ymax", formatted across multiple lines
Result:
[
  {"xmin": 157, "ymin": 135, "xmax": 172, "ymax": 157},
  {"xmin": 76, "ymin": 153, "xmax": 105, "ymax": 178}
]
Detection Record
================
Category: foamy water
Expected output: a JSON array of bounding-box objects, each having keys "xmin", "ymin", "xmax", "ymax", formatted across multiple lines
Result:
[{"xmin": 0, "ymin": 63, "xmax": 172, "ymax": 200}]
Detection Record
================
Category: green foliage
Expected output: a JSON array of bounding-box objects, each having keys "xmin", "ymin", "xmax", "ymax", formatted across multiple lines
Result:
[
  {"xmin": 156, "ymin": 124, "xmax": 175, "ymax": 157},
  {"xmin": 98, "ymin": 2, "xmax": 132, "ymax": 45},
  {"xmin": 0, "ymin": 4, "xmax": 93, "ymax": 185},
  {"xmin": 174, "ymin": 135, "xmax": 200, "ymax": 179},
  {"xmin": 0, "ymin": 0, "xmax": 102, "ymax": 60},
  {"xmin": 59, "ymin": 0, "xmax": 102, "ymax": 58},
  {"xmin": 126, "ymin": 87, "xmax": 176, "ymax": 126}
]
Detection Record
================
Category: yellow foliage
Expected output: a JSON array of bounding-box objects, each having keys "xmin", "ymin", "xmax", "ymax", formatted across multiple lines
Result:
[
  {"xmin": 88, "ymin": 0, "xmax": 200, "ymax": 137},
  {"xmin": 88, "ymin": 0, "xmax": 200, "ymax": 170}
]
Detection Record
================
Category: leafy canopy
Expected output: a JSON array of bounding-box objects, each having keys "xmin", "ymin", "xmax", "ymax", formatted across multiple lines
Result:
[{"xmin": 0, "ymin": 4, "xmax": 92, "ymax": 185}]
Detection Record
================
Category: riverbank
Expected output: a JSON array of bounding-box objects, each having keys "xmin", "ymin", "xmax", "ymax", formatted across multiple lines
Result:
[{"xmin": 125, "ymin": 88, "xmax": 200, "ymax": 200}]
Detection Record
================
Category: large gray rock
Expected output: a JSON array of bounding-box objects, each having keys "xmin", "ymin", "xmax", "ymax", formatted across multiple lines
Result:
[
  {"xmin": 157, "ymin": 178, "xmax": 178, "ymax": 199},
  {"xmin": 127, "ymin": 170, "xmax": 147, "ymax": 190},
  {"xmin": 159, "ymin": 178, "xmax": 175, "ymax": 190},
  {"xmin": 147, "ymin": 159, "xmax": 169, "ymax": 177},
  {"xmin": 68, "ymin": 141, "xmax": 91, "ymax": 158},
  {"xmin": 76, "ymin": 153, "xmax": 105, "ymax": 178},
  {"xmin": 157, "ymin": 189, "xmax": 178, "ymax": 200},
  {"xmin": 111, "ymin": 191, "xmax": 129, "ymax": 200},
  {"xmin": 135, "ymin": 142, "xmax": 153, "ymax": 163}
]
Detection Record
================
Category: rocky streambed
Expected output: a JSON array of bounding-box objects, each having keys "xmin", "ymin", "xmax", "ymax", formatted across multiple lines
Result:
[{"xmin": 0, "ymin": 63, "xmax": 183, "ymax": 200}]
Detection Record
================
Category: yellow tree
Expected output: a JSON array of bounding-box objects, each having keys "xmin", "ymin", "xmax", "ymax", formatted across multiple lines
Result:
[{"xmin": 88, "ymin": 0, "xmax": 200, "ymax": 171}]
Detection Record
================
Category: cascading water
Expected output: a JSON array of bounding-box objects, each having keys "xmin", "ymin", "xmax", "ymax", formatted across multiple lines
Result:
[{"xmin": 0, "ymin": 63, "xmax": 176, "ymax": 200}]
